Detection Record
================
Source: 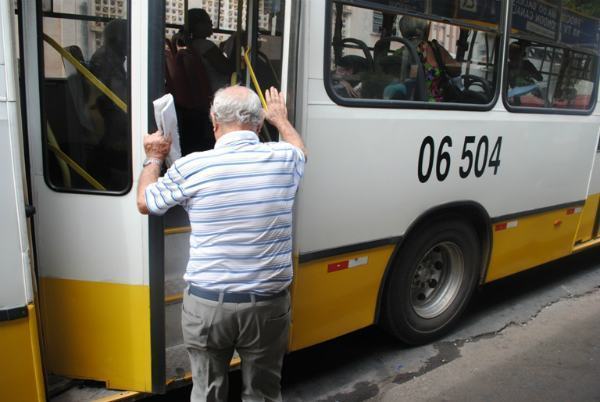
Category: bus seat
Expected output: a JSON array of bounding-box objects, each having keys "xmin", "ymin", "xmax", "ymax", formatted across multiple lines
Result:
[
  {"xmin": 65, "ymin": 45, "xmax": 85, "ymax": 65},
  {"xmin": 372, "ymin": 37, "xmax": 426, "ymax": 101},
  {"xmin": 338, "ymin": 55, "xmax": 370, "ymax": 74}
]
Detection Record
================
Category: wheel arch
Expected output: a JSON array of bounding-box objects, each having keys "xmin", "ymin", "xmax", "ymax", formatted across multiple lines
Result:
[{"xmin": 375, "ymin": 201, "xmax": 492, "ymax": 324}]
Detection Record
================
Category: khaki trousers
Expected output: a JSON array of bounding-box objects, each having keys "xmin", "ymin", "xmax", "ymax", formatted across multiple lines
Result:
[{"xmin": 181, "ymin": 289, "xmax": 291, "ymax": 402}]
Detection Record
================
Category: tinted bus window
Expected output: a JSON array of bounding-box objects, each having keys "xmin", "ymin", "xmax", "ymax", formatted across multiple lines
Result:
[
  {"xmin": 41, "ymin": 0, "xmax": 131, "ymax": 193},
  {"xmin": 325, "ymin": 0, "xmax": 501, "ymax": 107},
  {"xmin": 505, "ymin": 0, "xmax": 600, "ymax": 111}
]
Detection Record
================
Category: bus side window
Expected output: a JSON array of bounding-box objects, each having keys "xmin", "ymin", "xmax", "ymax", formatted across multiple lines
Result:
[
  {"xmin": 505, "ymin": 0, "xmax": 600, "ymax": 112},
  {"xmin": 327, "ymin": 1, "xmax": 500, "ymax": 107},
  {"xmin": 41, "ymin": 2, "xmax": 131, "ymax": 193}
]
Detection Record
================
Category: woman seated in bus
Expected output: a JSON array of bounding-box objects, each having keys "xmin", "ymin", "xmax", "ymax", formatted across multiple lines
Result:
[
  {"xmin": 397, "ymin": 16, "xmax": 462, "ymax": 103},
  {"xmin": 186, "ymin": 8, "xmax": 235, "ymax": 92},
  {"xmin": 331, "ymin": 55, "xmax": 368, "ymax": 98}
]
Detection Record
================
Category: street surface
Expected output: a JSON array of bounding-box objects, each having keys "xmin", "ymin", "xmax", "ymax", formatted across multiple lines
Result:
[{"xmin": 147, "ymin": 248, "xmax": 600, "ymax": 402}]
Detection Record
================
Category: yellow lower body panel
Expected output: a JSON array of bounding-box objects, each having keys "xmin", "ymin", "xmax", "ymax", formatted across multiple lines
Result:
[
  {"xmin": 574, "ymin": 194, "xmax": 600, "ymax": 244},
  {"xmin": 485, "ymin": 206, "xmax": 581, "ymax": 283},
  {"xmin": 0, "ymin": 305, "xmax": 45, "ymax": 402},
  {"xmin": 40, "ymin": 278, "xmax": 152, "ymax": 392},
  {"xmin": 289, "ymin": 245, "xmax": 395, "ymax": 351}
]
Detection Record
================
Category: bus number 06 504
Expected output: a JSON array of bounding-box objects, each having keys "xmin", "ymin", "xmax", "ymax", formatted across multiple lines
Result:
[{"xmin": 418, "ymin": 135, "xmax": 503, "ymax": 183}]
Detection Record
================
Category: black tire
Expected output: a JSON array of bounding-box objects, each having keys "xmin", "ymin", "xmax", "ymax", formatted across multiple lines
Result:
[{"xmin": 382, "ymin": 217, "xmax": 480, "ymax": 345}]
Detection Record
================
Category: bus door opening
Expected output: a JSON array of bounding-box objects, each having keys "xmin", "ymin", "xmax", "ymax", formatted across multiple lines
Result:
[{"xmin": 160, "ymin": 0, "xmax": 288, "ymax": 384}]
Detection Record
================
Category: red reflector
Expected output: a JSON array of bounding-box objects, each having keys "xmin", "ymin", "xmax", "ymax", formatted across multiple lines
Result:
[
  {"xmin": 566, "ymin": 208, "xmax": 575, "ymax": 215},
  {"xmin": 328, "ymin": 260, "xmax": 349, "ymax": 273},
  {"xmin": 495, "ymin": 223, "xmax": 507, "ymax": 231}
]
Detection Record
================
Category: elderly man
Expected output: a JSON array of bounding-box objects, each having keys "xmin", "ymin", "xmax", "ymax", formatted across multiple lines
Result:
[{"xmin": 137, "ymin": 86, "xmax": 306, "ymax": 402}]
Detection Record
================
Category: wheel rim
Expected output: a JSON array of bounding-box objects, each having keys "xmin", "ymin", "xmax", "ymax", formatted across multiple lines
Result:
[{"xmin": 410, "ymin": 241, "xmax": 465, "ymax": 319}]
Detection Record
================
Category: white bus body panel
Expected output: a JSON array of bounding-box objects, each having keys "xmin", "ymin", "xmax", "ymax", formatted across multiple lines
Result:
[
  {"xmin": 0, "ymin": 0, "xmax": 33, "ymax": 309},
  {"xmin": 587, "ymin": 126, "xmax": 600, "ymax": 196},
  {"xmin": 30, "ymin": 185, "xmax": 147, "ymax": 284},
  {"xmin": 295, "ymin": 0, "xmax": 600, "ymax": 255},
  {"xmin": 21, "ymin": 1, "xmax": 149, "ymax": 286}
]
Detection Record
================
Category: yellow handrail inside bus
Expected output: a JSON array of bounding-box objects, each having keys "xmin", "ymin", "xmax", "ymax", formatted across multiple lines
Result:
[
  {"xmin": 42, "ymin": 33, "xmax": 128, "ymax": 113},
  {"xmin": 243, "ymin": 47, "xmax": 268, "ymax": 110},
  {"xmin": 164, "ymin": 226, "xmax": 192, "ymax": 235},
  {"xmin": 46, "ymin": 122, "xmax": 107, "ymax": 191},
  {"xmin": 46, "ymin": 123, "xmax": 71, "ymax": 188}
]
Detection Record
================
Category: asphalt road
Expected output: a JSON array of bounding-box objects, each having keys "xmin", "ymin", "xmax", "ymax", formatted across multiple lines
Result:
[{"xmin": 146, "ymin": 248, "xmax": 600, "ymax": 402}]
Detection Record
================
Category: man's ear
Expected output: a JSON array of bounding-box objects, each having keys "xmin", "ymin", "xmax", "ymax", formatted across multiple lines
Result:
[{"xmin": 210, "ymin": 113, "xmax": 218, "ymax": 132}]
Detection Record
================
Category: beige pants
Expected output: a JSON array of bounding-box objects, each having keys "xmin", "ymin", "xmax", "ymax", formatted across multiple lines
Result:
[{"xmin": 182, "ymin": 289, "xmax": 291, "ymax": 402}]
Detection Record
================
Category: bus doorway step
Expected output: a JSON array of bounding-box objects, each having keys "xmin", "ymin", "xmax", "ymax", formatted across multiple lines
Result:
[
  {"xmin": 48, "ymin": 375, "xmax": 142, "ymax": 402},
  {"xmin": 573, "ymin": 237, "xmax": 600, "ymax": 253}
]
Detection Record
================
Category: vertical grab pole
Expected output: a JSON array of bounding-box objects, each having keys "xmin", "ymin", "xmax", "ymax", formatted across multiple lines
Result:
[{"xmin": 147, "ymin": 0, "xmax": 167, "ymax": 394}]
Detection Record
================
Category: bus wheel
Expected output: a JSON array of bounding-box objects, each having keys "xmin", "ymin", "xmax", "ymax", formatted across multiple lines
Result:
[{"xmin": 383, "ymin": 218, "xmax": 480, "ymax": 345}]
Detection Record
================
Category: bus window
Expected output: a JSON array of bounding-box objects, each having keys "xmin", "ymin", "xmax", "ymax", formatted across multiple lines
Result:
[
  {"xmin": 40, "ymin": 0, "xmax": 131, "ymax": 193},
  {"xmin": 505, "ymin": 0, "xmax": 600, "ymax": 112},
  {"xmin": 326, "ymin": 1, "xmax": 501, "ymax": 107}
]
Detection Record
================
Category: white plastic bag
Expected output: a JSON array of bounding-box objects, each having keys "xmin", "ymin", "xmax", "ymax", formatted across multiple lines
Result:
[{"xmin": 153, "ymin": 94, "xmax": 181, "ymax": 166}]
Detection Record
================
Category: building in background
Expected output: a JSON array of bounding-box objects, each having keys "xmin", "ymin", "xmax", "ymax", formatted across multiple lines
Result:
[{"xmin": 341, "ymin": 5, "xmax": 459, "ymax": 54}]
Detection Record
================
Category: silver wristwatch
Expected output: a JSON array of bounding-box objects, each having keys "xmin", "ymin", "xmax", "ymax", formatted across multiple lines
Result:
[{"xmin": 142, "ymin": 157, "xmax": 163, "ymax": 167}]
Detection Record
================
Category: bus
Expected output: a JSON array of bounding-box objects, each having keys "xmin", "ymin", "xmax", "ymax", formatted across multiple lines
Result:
[{"xmin": 2, "ymin": 0, "xmax": 600, "ymax": 400}]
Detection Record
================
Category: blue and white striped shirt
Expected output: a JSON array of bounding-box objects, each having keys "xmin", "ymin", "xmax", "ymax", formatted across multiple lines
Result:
[{"xmin": 145, "ymin": 130, "xmax": 305, "ymax": 294}]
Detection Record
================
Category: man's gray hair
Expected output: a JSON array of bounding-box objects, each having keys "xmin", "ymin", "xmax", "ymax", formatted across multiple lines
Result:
[{"xmin": 210, "ymin": 86, "xmax": 264, "ymax": 128}]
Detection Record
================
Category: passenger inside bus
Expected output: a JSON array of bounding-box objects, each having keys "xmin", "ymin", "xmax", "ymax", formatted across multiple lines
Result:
[
  {"xmin": 398, "ymin": 16, "xmax": 463, "ymax": 103},
  {"xmin": 166, "ymin": 6, "xmax": 286, "ymax": 152},
  {"xmin": 331, "ymin": 55, "xmax": 369, "ymax": 98},
  {"xmin": 187, "ymin": 8, "xmax": 235, "ymax": 92},
  {"xmin": 507, "ymin": 41, "xmax": 544, "ymax": 105},
  {"xmin": 164, "ymin": 8, "xmax": 246, "ymax": 155}
]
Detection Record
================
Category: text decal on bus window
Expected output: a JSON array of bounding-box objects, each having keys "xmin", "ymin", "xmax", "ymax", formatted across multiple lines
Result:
[{"xmin": 418, "ymin": 136, "xmax": 502, "ymax": 183}]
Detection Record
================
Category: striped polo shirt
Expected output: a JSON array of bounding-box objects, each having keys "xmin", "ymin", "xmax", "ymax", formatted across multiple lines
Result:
[{"xmin": 145, "ymin": 130, "xmax": 305, "ymax": 294}]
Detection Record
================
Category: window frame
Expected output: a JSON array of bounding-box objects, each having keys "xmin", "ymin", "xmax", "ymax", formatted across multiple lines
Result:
[
  {"xmin": 322, "ymin": 0, "xmax": 506, "ymax": 111},
  {"xmin": 502, "ymin": 0, "xmax": 600, "ymax": 116},
  {"xmin": 37, "ymin": 0, "xmax": 133, "ymax": 196}
]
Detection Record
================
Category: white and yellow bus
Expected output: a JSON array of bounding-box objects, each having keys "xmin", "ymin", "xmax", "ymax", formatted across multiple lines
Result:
[{"xmin": 2, "ymin": 0, "xmax": 600, "ymax": 400}]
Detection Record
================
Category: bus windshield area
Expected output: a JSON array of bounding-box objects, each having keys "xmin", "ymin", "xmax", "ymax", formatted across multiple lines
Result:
[{"xmin": 328, "ymin": 2, "xmax": 499, "ymax": 105}]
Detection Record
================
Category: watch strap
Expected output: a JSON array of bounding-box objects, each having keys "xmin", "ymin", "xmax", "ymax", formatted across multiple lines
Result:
[{"xmin": 143, "ymin": 157, "xmax": 163, "ymax": 167}]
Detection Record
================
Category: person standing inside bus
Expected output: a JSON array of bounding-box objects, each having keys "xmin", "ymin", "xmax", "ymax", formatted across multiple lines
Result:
[{"xmin": 137, "ymin": 86, "xmax": 306, "ymax": 402}]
